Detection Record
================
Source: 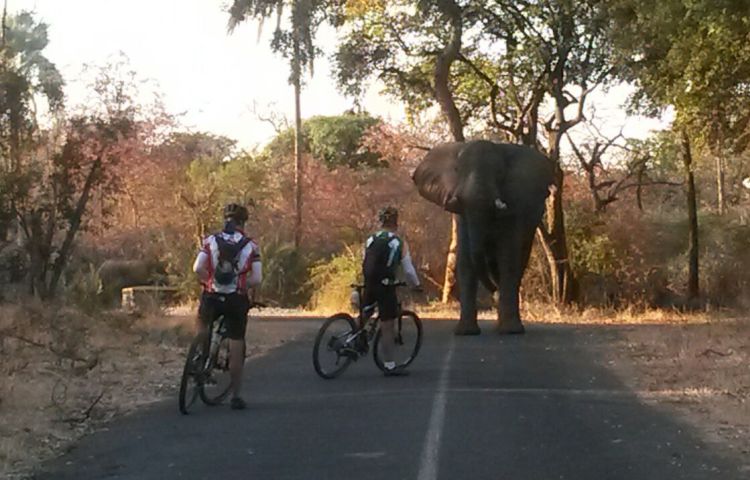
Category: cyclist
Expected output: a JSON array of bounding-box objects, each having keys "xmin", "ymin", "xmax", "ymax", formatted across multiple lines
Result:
[
  {"xmin": 362, "ymin": 206, "xmax": 422, "ymax": 376},
  {"xmin": 192, "ymin": 203, "xmax": 262, "ymax": 410}
]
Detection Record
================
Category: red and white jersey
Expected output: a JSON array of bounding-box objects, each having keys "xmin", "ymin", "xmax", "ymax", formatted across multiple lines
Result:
[{"xmin": 193, "ymin": 230, "xmax": 261, "ymax": 294}]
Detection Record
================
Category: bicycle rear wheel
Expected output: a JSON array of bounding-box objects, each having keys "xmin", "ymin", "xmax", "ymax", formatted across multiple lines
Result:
[
  {"xmin": 199, "ymin": 335, "xmax": 234, "ymax": 405},
  {"xmin": 179, "ymin": 336, "xmax": 206, "ymax": 415},
  {"xmin": 313, "ymin": 313, "xmax": 358, "ymax": 379},
  {"xmin": 373, "ymin": 310, "xmax": 422, "ymax": 372}
]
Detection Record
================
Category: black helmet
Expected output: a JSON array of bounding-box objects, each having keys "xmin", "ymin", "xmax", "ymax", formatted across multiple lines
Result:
[
  {"xmin": 223, "ymin": 203, "xmax": 249, "ymax": 223},
  {"xmin": 378, "ymin": 206, "xmax": 398, "ymax": 226}
]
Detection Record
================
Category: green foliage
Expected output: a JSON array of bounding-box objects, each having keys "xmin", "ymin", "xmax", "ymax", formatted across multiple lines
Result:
[
  {"xmin": 306, "ymin": 114, "xmax": 383, "ymax": 168},
  {"xmin": 610, "ymin": 0, "xmax": 750, "ymax": 141},
  {"xmin": 566, "ymin": 206, "xmax": 621, "ymax": 276},
  {"xmin": 334, "ymin": 0, "xmax": 616, "ymax": 143},
  {"xmin": 261, "ymin": 112, "xmax": 383, "ymax": 169},
  {"xmin": 180, "ymin": 153, "xmax": 269, "ymax": 241},
  {"xmin": 227, "ymin": 1, "xmax": 339, "ymax": 84},
  {"xmin": 0, "ymin": 11, "xmax": 65, "ymax": 236},
  {"xmin": 260, "ymin": 237, "xmax": 311, "ymax": 307},
  {"xmin": 695, "ymin": 213, "xmax": 750, "ymax": 307},
  {"xmin": 308, "ymin": 246, "xmax": 362, "ymax": 312}
]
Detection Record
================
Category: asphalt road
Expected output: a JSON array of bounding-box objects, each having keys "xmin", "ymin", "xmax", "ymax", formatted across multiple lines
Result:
[{"xmin": 37, "ymin": 320, "xmax": 744, "ymax": 480}]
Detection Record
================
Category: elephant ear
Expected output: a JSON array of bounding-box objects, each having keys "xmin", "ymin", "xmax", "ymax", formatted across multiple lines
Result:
[{"xmin": 412, "ymin": 142, "xmax": 464, "ymax": 214}]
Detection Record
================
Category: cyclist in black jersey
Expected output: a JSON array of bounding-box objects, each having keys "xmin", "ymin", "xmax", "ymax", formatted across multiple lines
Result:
[{"xmin": 362, "ymin": 206, "xmax": 422, "ymax": 376}]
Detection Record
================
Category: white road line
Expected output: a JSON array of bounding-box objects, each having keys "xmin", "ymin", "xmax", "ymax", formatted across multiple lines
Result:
[{"xmin": 417, "ymin": 338, "xmax": 455, "ymax": 480}]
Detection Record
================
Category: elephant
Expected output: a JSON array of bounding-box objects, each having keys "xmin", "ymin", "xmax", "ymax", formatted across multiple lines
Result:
[
  {"xmin": 412, "ymin": 140, "xmax": 555, "ymax": 335},
  {"xmin": 97, "ymin": 259, "xmax": 167, "ymax": 306}
]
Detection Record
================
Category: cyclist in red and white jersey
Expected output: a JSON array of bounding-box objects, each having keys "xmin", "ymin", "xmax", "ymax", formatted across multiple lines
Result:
[{"xmin": 193, "ymin": 203, "xmax": 261, "ymax": 410}]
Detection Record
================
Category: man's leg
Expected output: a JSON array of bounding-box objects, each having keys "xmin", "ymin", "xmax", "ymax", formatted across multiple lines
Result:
[
  {"xmin": 226, "ymin": 295, "xmax": 250, "ymax": 409},
  {"xmin": 380, "ymin": 287, "xmax": 408, "ymax": 376},
  {"xmin": 380, "ymin": 318, "xmax": 396, "ymax": 365},
  {"xmin": 229, "ymin": 338, "xmax": 245, "ymax": 399},
  {"xmin": 196, "ymin": 294, "xmax": 212, "ymax": 350}
]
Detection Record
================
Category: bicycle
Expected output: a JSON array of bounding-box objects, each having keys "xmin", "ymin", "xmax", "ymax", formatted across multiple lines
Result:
[
  {"xmin": 179, "ymin": 300, "xmax": 264, "ymax": 415},
  {"xmin": 312, "ymin": 282, "xmax": 423, "ymax": 379}
]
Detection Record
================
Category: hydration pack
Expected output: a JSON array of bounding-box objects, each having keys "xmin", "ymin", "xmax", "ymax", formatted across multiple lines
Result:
[
  {"xmin": 363, "ymin": 233, "xmax": 401, "ymax": 284},
  {"xmin": 213, "ymin": 235, "xmax": 251, "ymax": 286}
]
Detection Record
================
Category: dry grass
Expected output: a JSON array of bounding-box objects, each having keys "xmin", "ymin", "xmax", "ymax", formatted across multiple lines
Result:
[
  {"xmin": 0, "ymin": 302, "xmax": 191, "ymax": 478},
  {"xmin": 0, "ymin": 301, "xmax": 314, "ymax": 479},
  {"xmin": 607, "ymin": 318, "xmax": 750, "ymax": 458}
]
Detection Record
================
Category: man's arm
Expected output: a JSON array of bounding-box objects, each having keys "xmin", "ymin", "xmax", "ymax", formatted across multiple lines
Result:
[
  {"xmin": 400, "ymin": 241, "xmax": 421, "ymax": 288},
  {"xmin": 245, "ymin": 241, "xmax": 262, "ymax": 287},
  {"xmin": 193, "ymin": 251, "xmax": 210, "ymax": 282},
  {"xmin": 247, "ymin": 260, "xmax": 262, "ymax": 287}
]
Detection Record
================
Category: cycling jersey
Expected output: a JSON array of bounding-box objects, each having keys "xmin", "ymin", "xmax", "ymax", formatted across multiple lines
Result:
[{"xmin": 193, "ymin": 230, "xmax": 262, "ymax": 295}]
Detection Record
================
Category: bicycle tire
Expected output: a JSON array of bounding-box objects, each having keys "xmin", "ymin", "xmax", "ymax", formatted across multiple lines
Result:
[
  {"xmin": 179, "ymin": 336, "xmax": 206, "ymax": 415},
  {"xmin": 199, "ymin": 335, "xmax": 234, "ymax": 405},
  {"xmin": 313, "ymin": 313, "xmax": 358, "ymax": 379},
  {"xmin": 373, "ymin": 310, "xmax": 422, "ymax": 372}
]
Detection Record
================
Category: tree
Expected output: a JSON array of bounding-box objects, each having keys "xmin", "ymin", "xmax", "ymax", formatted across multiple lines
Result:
[
  {"xmin": 0, "ymin": 9, "xmax": 64, "ymax": 240},
  {"xmin": 611, "ymin": 0, "xmax": 750, "ymax": 216},
  {"xmin": 608, "ymin": 0, "xmax": 750, "ymax": 300},
  {"xmin": 6, "ymin": 55, "xmax": 163, "ymax": 298},
  {"xmin": 305, "ymin": 113, "xmax": 382, "ymax": 169},
  {"xmin": 335, "ymin": 0, "xmax": 477, "ymax": 301},
  {"xmin": 335, "ymin": 0, "xmax": 618, "ymax": 304},
  {"xmin": 228, "ymin": 0, "xmax": 337, "ymax": 247},
  {"xmin": 263, "ymin": 112, "xmax": 383, "ymax": 169},
  {"xmin": 566, "ymin": 126, "xmax": 681, "ymax": 213},
  {"xmin": 179, "ymin": 151, "xmax": 270, "ymax": 246}
]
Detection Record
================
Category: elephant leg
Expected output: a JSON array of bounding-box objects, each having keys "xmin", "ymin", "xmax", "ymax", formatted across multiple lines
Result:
[
  {"xmin": 455, "ymin": 215, "xmax": 481, "ymax": 336},
  {"xmin": 495, "ymin": 217, "xmax": 535, "ymax": 335}
]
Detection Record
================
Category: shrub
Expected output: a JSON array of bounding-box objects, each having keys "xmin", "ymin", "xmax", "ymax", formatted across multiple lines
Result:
[
  {"xmin": 260, "ymin": 237, "xmax": 311, "ymax": 307},
  {"xmin": 566, "ymin": 205, "xmax": 621, "ymax": 277},
  {"xmin": 308, "ymin": 247, "xmax": 362, "ymax": 312},
  {"xmin": 65, "ymin": 263, "xmax": 102, "ymax": 314}
]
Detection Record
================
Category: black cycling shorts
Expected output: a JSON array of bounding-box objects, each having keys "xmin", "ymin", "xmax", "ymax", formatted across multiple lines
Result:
[
  {"xmin": 363, "ymin": 284, "xmax": 399, "ymax": 320},
  {"xmin": 199, "ymin": 292, "xmax": 250, "ymax": 340}
]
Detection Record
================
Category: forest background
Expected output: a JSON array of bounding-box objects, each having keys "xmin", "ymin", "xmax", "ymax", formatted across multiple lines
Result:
[{"xmin": 3, "ymin": 0, "xmax": 750, "ymax": 315}]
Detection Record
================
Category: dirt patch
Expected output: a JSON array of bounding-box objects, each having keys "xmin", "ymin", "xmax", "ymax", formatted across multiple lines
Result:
[
  {"xmin": 0, "ymin": 303, "xmax": 317, "ymax": 479},
  {"xmin": 605, "ymin": 318, "xmax": 750, "ymax": 460}
]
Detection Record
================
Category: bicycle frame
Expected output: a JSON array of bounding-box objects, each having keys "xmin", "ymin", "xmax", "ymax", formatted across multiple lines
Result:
[{"xmin": 346, "ymin": 283, "xmax": 407, "ymax": 356}]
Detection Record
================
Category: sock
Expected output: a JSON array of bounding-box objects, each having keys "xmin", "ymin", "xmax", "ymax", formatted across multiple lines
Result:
[{"xmin": 384, "ymin": 361, "xmax": 396, "ymax": 370}]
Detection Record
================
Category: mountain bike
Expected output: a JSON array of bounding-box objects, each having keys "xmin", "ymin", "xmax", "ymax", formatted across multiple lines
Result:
[
  {"xmin": 179, "ymin": 301, "xmax": 264, "ymax": 414},
  {"xmin": 312, "ymin": 283, "xmax": 422, "ymax": 379}
]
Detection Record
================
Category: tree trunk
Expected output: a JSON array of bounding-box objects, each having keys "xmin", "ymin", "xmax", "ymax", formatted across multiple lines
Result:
[
  {"xmin": 537, "ymin": 165, "xmax": 573, "ymax": 304},
  {"xmin": 533, "ymin": 121, "xmax": 574, "ymax": 305},
  {"xmin": 433, "ymin": 0, "xmax": 464, "ymax": 302},
  {"xmin": 441, "ymin": 215, "xmax": 459, "ymax": 303},
  {"xmin": 292, "ymin": 38, "xmax": 304, "ymax": 249},
  {"xmin": 681, "ymin": 130, "xmax": 700, "ymax": 300},
  {"xmin": 293, "ymin": 78, "xmax": 303, "ymax": 248},
  {"xmin": 716, "ymin": 153, "xmax": 726, "ymax": 216},
  {"xmin": 636, "ymin": 164, "xmax": 645, "ymax": 211},
  {"xmin": 47, "ymin": 157, "xmax": 102, "ymax": 298}
]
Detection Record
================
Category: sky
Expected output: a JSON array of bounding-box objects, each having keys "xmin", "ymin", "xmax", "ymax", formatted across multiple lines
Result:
[{"xmin": 13, "ymin": 0, "xmax": 668, "ymax": 150}]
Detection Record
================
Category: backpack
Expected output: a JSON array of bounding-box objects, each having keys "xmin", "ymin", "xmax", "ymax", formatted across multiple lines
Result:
[
  {"xmin": 213, "ymin": 235, "xmax": 251, "ymax": 286},
  {"xmin": 363, "ymin": 232, "xmax": 401, "ymax": 284}
]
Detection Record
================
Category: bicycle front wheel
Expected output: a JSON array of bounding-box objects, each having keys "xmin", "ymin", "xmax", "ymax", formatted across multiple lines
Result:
[
  {"xmin": 313, "ymin": 313, "xmax": 358, "ymax": 379},
  {"xmin": 179, "ymin": 336, "xmax": 207, "ymax": 415},
  {"xmin": 373, "ymin": 310, "xmax": 422, "ymax": 372},
  {"xmin": 199, "ymin": 335, "xmax": 234, "ymax": 405}
]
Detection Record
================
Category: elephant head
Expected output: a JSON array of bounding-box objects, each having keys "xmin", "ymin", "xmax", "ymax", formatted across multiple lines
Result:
[{"xmin": 412, "ymin": 140, "xmax": 553, "ymax": 217}]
